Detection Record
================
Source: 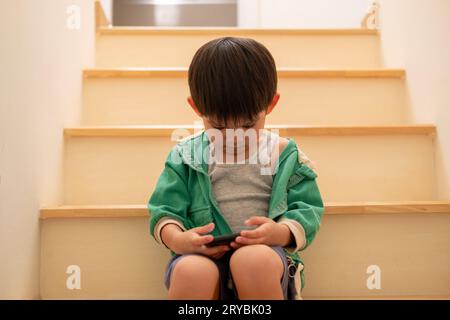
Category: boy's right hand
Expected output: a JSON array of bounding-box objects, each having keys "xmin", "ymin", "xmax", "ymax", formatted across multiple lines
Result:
[{"xmin": 162, "ymin": 222, "xmax": 230, "ymax": 259}]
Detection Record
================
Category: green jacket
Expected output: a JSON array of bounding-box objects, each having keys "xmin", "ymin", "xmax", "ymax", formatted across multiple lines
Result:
[{"xmin": 148, "ymin": 130, "xmax": 324, "ymax": 290}]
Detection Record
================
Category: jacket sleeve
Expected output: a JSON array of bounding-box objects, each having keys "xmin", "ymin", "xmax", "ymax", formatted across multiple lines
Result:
[
  {"xmin": 148, "ymin": 148, "xmax": 191, "ymax": 239},
  {"xmin": 279, "ymin": 162, "xmax": 324, "ymax": 252}
]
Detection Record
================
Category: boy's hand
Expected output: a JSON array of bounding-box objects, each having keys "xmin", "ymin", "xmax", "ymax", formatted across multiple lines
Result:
[
  {"xmin": 230, "ymin": 216, "xmax": 293, "ymax": 249},
  {"xmin": 163, "ymin": 222, "xmax": 230, "ymax": 259}
]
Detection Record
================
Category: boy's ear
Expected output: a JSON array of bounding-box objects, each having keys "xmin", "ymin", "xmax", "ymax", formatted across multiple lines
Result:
[
  {"xmin": 187, "ymin": 97, "xmax": 203, "ymax": 118},
  {"xmin": 266, "ymin": 93, "xmax": 280, "ymax": 115}
]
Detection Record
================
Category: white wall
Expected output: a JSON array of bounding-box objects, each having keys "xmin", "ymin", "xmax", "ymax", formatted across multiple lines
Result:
[
  {"xmin": 238, "ymin": 0, "xmax": 369, "ymax": 28},
  {"xmin": 100, "ymin": 0, "xmax": 113, "ymax": 23},
  {"xmin": 0, "ymin": 0, "xmax": 94, "ymax": 299},
  {"xmin": 378, "ymin": 0, "xmax": 450, "ymax": 199}
]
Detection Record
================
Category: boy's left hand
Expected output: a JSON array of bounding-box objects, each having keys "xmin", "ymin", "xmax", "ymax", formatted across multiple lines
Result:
[{"xmin": 230, "ymin": 216, "xmax": 293, "ymax": 249}]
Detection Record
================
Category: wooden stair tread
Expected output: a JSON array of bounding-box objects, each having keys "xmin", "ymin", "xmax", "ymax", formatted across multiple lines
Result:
[
  {"xmin": 97, "ymin": 27, "xmax": 379, "ymax": 36},
  {"xmin": 83, "ymin": 68, "xmax": 405, "ymax": 79},
  {"xmin": 40, "ymin": 201, "xmax": 450, "ymax": 219},
  {"xmin": 64, "ymin": 124, "xmax": 436, "ymax": 137}
]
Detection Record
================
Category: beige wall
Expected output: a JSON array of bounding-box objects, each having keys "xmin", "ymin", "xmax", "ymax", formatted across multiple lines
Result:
[
  {"xmin": 0, "ymin": 0, "xmax": 94, "ymax": 299},
  {"xmin": 378, "ymin": 0, "xmax": 450, "ymax": 199}
]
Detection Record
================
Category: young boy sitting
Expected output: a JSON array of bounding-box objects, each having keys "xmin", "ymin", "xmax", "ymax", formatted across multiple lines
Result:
[{"xmin": 148, "ymin": 37, "xmax": 324, "ymax": 300}]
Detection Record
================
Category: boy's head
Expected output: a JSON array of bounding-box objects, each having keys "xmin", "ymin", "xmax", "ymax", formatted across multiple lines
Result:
[{"xmin": 187, "ymin": 37, "xmax": 279, "ymax": 129}]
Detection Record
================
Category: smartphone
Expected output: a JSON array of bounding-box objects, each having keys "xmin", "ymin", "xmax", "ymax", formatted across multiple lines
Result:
[{"xmin": 205, "ymin": 232, "xmax": 240, "ymax": 247}]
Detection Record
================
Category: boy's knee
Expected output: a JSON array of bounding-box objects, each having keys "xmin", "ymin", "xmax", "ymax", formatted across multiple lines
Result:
[
  {"xmin": 172, "ymin": 254, "xmax": 219, "ymax": 282},
  {"xmin": 230, "ymin": 244, "xmax": 283, "ymax": 277}
]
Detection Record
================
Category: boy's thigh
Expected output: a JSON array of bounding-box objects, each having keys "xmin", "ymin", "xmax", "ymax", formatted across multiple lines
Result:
[
  {"xmin": 230, "ymin": 244, "xmax": 284, "ymax": 276},
  {"xmin": 163, "ymin": 247, "xmax": 293, "ymax": 300},
  {"xmin": 164, "ymin": 253, "xmax": 223, "ymax": 290},
  {"xmin": 229, "ymin": 245, "xmax": 292, "ymax": 299}
]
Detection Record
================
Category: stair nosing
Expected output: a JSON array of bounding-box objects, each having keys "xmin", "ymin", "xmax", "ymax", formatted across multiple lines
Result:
[
  {"xmin": 83, "ymin": 68, "xmax": 406, "ymax": 79},
  {"xmin": 63, "ymin": 124, "xmax": 436, "ymax": 137},
  {"xmin": 40, "ymin": 201, "xmax": 450, "ymax": 219},
  {"xmin": 97, "ymin": 27, "xmax": 379, "ymax": 36}
]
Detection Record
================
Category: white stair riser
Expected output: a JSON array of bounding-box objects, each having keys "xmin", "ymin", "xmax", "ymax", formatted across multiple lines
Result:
[
  {"xmin": 40, "ymin": 218, "xmax": 169, "ymax": 299},
  {"xmin": 63, "ymin": 135, "xmax": 435, "ymax": 205},
  {"xmin": 302, "ymin": 214, "xmax": 450, "ymax": 296},
  {"xmin": 82, "ymin": 78, "xmax": 408, "ymax": 126},
  {"xmin": 96, "ymin": 34, "xmax": 382, "ymax": 68},
  {"xmin": 40, "ymin": 214, "xmax": 450, "ymax": 299}
]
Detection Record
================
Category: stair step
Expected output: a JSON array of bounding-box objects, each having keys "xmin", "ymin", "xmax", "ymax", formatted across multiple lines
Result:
[
  {"xmin": 63, "ymin": 128, "xmax": 435, "ymax": 204},
  {"xmin": 82, "ymin": 71, "xmax": 408, "ymax": 126},
  {"xmin": 64, "ymin": 124, "xmax": 436, "ymax": 137},
  {"xmin": 84, "ymin": 68, "xmax": 405, "ymax": 79},
  {"xmin": 40, "ymin": 210, "xmax": 450, "ymax": 299},
  {"xmin": 96, "ymin": 28, "xmax": 381, "ymax": 68},
  {"xmin": 40, "ymin": 201, "xmax": 450, "ymax": 219}
]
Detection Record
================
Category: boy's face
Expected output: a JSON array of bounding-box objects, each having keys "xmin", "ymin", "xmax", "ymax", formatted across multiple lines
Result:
[
  {"xmin": 187, "ymin": 93, "xmax": 280, "ymax": 132},
  {"xmin": 204, "ymin": 111, "xmax": 266, "ymax": 131}
]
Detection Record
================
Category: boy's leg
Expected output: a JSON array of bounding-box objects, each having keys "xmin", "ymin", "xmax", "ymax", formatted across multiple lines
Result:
[
  {"xmin": 229, "ymin": 244, "xmax": 284, "ymax": 300},
  {"xmin": 168, "ymin": 254, "xmax": 220, "ymax": 300}
]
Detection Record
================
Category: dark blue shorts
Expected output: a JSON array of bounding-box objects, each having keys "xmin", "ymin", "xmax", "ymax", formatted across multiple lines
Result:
[{"xmin": 163, "ymin": 245, "xmax": 298, "ymax": 300}]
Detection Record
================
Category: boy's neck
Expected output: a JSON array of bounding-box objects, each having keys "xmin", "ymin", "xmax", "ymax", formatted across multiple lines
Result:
[{"xmin": 206, "ymin": 128, "xmax": 276, "ymax": 164}]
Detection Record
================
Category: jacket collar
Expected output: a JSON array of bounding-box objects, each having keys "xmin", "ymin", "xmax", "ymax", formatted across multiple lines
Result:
[
  {"xmin": 175, "ymin": 130, "xmax": 210, "ymax": 174},
  {"xmin": 176, "ymin": 130, "xmax": 299, "ymax": 174}
]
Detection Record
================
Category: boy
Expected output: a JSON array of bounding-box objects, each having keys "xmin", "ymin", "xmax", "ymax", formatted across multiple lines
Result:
[{"xmin": 148, "ymin": 37, "xmax": 324, "ymax": 300}]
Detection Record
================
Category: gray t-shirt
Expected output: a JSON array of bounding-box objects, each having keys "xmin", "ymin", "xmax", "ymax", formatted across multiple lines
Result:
[{"xmin": 208, "ymin": 130, "xmax": 279, "ymax": 233}]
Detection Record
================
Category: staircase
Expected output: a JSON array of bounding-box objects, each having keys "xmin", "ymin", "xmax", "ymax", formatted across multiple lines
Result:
[{"xmin": 39, "ymin": 2, "xmax": 450, "ymax": 299}]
